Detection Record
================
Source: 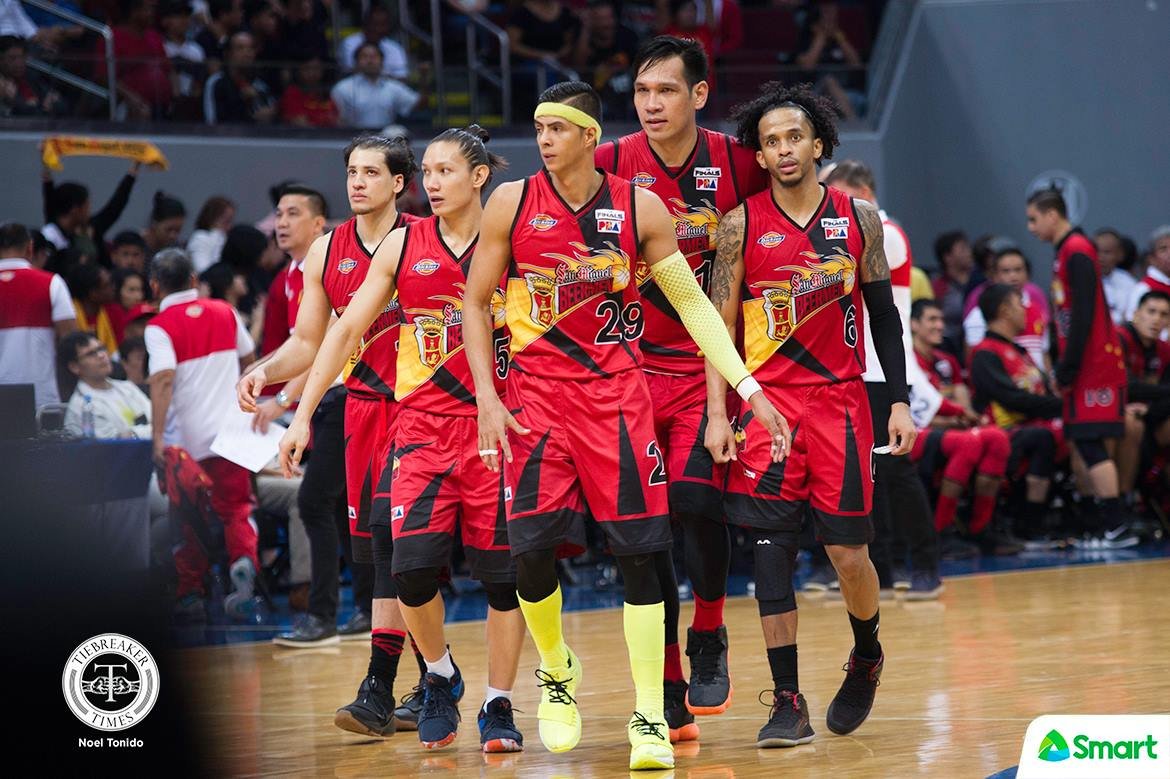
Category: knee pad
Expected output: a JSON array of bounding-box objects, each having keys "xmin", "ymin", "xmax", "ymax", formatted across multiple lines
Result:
[
  {"xmin": 482, "ymin": 580, "xmax": 520, "ymax": 612},
  {"xmin": 1074, "ymin": 438, "xmax": 1110, "ymax": 469},
  {"xmin": 371, "ymin": 524, "xmax": 397, "ymax": 599},
  {"xmin": 978, "ymin": 427, "xmax": 1011, "ymax": 478},
  {"xmin": 515, "ymin": 548, "xmax": 558, "ymax": 603},
  {"xmin": 941, "ymin": 433, "xmax": 981, "ymax": 484},
  {"xmin": 752, "ymin": 530, "xmax": 798, "ymax": 617},
  {"xmin": 392, "ymin": 566, "xmax": 442, "ymax": 608}
]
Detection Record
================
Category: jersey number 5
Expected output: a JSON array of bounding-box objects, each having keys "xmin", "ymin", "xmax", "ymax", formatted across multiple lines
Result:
[{"xmin": 493, "ymin": 335, "xmax": 509, "ymax": 380}]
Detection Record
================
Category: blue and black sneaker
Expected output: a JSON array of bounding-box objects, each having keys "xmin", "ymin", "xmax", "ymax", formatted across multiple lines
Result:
[
  {"xmin": 478, "ymin": 696, "xmax": 524, "ymax": 753},
  {"xmin": 418, "ymin": 668, "xmax": 464, "ymax": 749}
]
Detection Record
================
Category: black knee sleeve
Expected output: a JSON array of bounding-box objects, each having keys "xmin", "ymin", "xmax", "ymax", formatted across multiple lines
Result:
[
  {"xmin": 1073, "ymin": 437, "xmax": 1110, "ymax": 468},
  {"xmin": 678, "ymin": 512, "xmax": 730, "ymax": 602},
  {"xmin": 372, "ymin": 523, "xmax": 397, "ymax": 599},
  {"xmin": 653, "ymin": 549, "xmax": 680, "ymax": 639},
  {"xmin": 393, "ymin": 566, "xmax": 442, "ymax": 608},
  {"xmin": 616, "ymin": 552, "xmax": 665, "ymax": 605},
  {"xmin": 515, "ymin": 548, "xmax": 558, "ymax": 603},
  {"xmin": 482, "ymin": 580, "xmax": 520, "ymax": 612},
  {"xmin": 753, "ymin": 529, "xmax": 798, "ymax": 617}
]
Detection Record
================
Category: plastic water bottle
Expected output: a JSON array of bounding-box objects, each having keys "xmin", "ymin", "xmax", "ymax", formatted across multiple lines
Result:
[{"xmin": 81, "ymin": 395, "xmax": 96, "ymax": 438}]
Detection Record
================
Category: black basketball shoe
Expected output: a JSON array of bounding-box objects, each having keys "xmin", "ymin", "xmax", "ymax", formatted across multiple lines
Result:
[
  {"xmin": 685, "ymin": 626, "xmax": 732, "ymax": 714},
  {"xmin": 756, "ymin": 689, "xmax": 815, "ymax": 748},
  {"xmin": 663, "ymin": 679, "xmax": 699, "ymax": 743},
  {"xmin": 334, "ymin": 675, "xmax": 397, "ymax": 737},
  {"xmin": 825, "ymin": 649, "xmax": 883, "ymax": 735}
]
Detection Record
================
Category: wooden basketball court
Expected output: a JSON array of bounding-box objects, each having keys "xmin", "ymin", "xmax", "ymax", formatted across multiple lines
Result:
[{"xmin": 183, "ymin": 559, "xmax": 1170, "ymax": 777}]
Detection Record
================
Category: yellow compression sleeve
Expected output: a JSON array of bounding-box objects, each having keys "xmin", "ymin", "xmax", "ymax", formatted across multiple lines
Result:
[
  {"xmin": 519, "ymin": 585, "xmax": 569, "ymax": 669},
  {"xmin": 650, "ymin": 251, "xmax": 757, "ymax": 398},
  {"xmin": 624, "ymin": 602, "xmax": 665, "ymax": 714}
]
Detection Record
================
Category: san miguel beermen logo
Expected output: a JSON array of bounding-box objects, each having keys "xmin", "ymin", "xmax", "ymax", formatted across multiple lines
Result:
[
  {"xmin": 753, "ymin": 251, "xmax": 856, "ymax": 345},
  {"xmin": 668, "ymin": 197, "xmax": 721, "ymax": 257},
  {"xmin": 63, "ymin": 634, "xmax": 159, "ymax": 731},
  {"xmin": 407, "ymin": 293, "xmax": 464, "ymax": 368}
]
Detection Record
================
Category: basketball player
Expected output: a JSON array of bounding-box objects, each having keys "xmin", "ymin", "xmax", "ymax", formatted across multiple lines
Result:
[
  {"xmin": 237, "ymin": 135, "xmax": 423, "ymax": 736},
  {"xmin": 1026, "ymin": 189, "xmax": 1132, "ymax": 545},
  {"xmin": 462, "ymin": 82, "xmax": 789, "ymax": 770},
  {"xmin": 279, "ymin": 127, "xmax": 528, "ymax": 753},
  {"xmin": 705, "ymin": 82, "xmax": 915, "ymax": 747},
  {"xmin": 594, "ymin": 35, "xmax": 770, "ymax": 740}
]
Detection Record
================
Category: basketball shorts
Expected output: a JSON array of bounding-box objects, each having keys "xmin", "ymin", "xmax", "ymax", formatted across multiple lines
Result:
[
  {"xmin": 503, "ymin": 368, "xmax": 671, "ymax": 558},
  {"xmin": 644, "ymin": 370, "xmax": 738, "ymax": 518},
  {"xmin": 388, "ymin": 408, "xmax": 514, "ymax": 583},
  {"xmin": 725, "ymin": 378, "xmax": 874, "ymax": 545},
  {"xmin": 1063, "ymin": 377, "xmax": 1125, "ymax": 440},
  {"xmin": 345, "ymin": 392, "xmax": 398, "ymax": 559}
]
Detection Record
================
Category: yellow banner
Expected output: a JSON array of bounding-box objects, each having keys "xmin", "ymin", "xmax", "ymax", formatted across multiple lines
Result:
[{"xmin": 41, "ymin": 136, "xmax": 169, "ymax": 172}]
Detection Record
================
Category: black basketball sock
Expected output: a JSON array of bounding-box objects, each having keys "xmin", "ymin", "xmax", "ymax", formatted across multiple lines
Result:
[
  {"xmin": 1100, "ymin": 497, "xmax": 1124, "ymax": 526},
  {"xmin": 410, "ymin": 635, "xmax": 426, "ymax": 678},
  {"xmin": 767, "ymin": 644, "xmax": 798, "ymax": 693},
  {"xmin": 369, "ymin": 629, "xmax": 405, "ymax": 689},
  {"xmin": 848, "ymin": 610, "xmax": 882, "ymax": 660}
]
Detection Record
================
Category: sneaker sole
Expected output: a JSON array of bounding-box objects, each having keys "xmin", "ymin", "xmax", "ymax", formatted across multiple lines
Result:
[
  {"xmin": 630, "ymin": 746, "xmax": 675, "ymax": 770},
  {"xmin": 481, "ymin": 738, "xmax": 523, "ymax": 753},
  {"xmin": 421, "ymin": 732, "xmax": 458, "ymax": 750},
  {"xmin": 339, "ymin": 631, "xmax": 372, "ymax": 641},
  {"xmin": 801, "ymin": 582, "xmax": 828, "ymax": 592},
  {"xmin": 686, "ymin": 683, "xmax": 732, "ymax": 716},
  {"xmin": 393, "ymin": 714, "xmax": 419, "ymax": 731},
  {"xmin": 669, "ymin": 722, "xmax": 700, "ymax": 743},
  {"xmin": 904, "ymin": 586, "xmax": 944, "ymax": 601},
  {"xmin": 272, "ymin": 635, "xmax": 340, "ymax": 648},
  {"xmin": 334, "ymin": 709, "xmax": 395, "ymax": 738},
  {"xmin": 757, "ymin": 733, "xmax": 815, "ymax": 748}
]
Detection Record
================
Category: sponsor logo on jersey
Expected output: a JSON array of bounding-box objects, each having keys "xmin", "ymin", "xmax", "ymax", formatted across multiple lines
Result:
[
  {"xmin": 529, "ymin": 214, "xmax": 558, "ymax": 231},
  {"xmin": 668, "ymin": 198, "xmax": 720, "ymax": 256},
  {"xmin": 753, "ymin": 250, "xmax": 857, "ymax": 344},
  {"xmin": 821, "ymin": 217, "xmax": 850, "ymax": 240},
  {"xmin": 504, "ymin": 486, "xmax": 513, "ymax": 501},
  {"xmin": 694, "ymin": 166, "xmax": 722, "ymax": 191},
  {"xmin": 631, "ymin": 172, "xmax": 656, "ymax": 188},
  {"xmin": 337, "ymin": 258, "xmax": 358, "ymax": 274},
  {"xmin": 757, "ymin": 231, "xmax": 786, "ymax": 248},
  {"xmin": 412, "ymin": 259, "xmax": 440, "ymax": 275},
  {"xmin": 595, "ymin": 208, "xmax": 626, "ymax": 234}
]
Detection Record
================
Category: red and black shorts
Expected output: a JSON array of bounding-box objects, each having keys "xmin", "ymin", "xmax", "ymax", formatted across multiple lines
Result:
[
  {"xmin": 503, "ymin": 369, "xmax": 671, "ymax": 558},
  {"xmin": 725, "ymin": 379, "xmax": 874, "ymax": 546},
  {"xmin": 345, "ymin": 392, "xmax": 397, "ymax": 562},
  {"xmin": 1062, "ymin": 379, "xmax": 1125, "ymax": 440},
  {"xmin": 388, "ymin": 408, "xmax": 514, "ymax": 583},
  {"xmin": 644, "ymin": 370, "xmax": 738, "ymax": 518}
]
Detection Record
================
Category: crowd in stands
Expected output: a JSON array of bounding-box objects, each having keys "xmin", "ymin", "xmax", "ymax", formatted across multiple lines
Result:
[{"xmin": 1, "ymin": 0, "xmax": 879, "ymax": 124}]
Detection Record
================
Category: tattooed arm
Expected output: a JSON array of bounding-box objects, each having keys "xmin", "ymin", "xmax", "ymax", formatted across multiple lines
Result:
[
  {"xmin": 855, "ymin": 198, "xmax": 890, "ymax": 283},
  {"xmin": 704, "ymin": 204, "xmax": 747, "ymax": 463}
]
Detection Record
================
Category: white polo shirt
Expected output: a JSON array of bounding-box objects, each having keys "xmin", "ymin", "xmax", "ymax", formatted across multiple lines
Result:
[
  {"xmin": 0, "ymin": 258, "xmax": 75, "ymax": 406},
  {"xmin": 145, "ymin": 289, "xmax": 254, "ymax": 461}
]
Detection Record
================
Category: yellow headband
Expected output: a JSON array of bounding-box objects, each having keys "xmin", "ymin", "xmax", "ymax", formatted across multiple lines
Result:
[{"xmin": 534, "ymin": 102, "xmax": 602, "ymax": 137}]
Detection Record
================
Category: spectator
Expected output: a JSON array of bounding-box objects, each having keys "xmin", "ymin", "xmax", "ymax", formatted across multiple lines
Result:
[
  {"xmin": 67, "ymin": 262, "xmax": 118, "ymax": 353},
  {"xmin": 159, "ymin": 0, "xmax": 206, "ymax": 109},
  {"xmin": 0, "ymin": 0, "xmax": 68, "ymax": 50},
  {"xmin": 932, "ymin": 229, "xmax": 977, "ymax": 355},
  {"xmin": 203, "ymin": 30, "xmax": 276, "ymax": 124},
  {"xmin": 143, "ymin": 190, "xmax": 187, "ymax": 253},
  {"xmin": 110, "ymin": 267, "xmax": 148, "ymax": 341},
  {"xmin": 573, "ymin": 0, "xmax": 639, "ymax": 120},
  {"xmin": 657, "ymin": 0, "xmax": 717, "ymax": 88},
  {"xmin": 187, "ymin": 195, "xmax": 235, "ymax": 273},
  {"xmin": 40, "ymin": 160, "xmax": 141, "ymax": 262},
  {"xmin": 110, "ymin": 230, "xmax": 149, "ymax": 271},
  {"xmin": 1124, "ymin": 225, "xmax": 1170, "ymax": 322},
  {"xmin": 962, "ymin": 247, "xmax": 1051, "ymax": 371},
  {"xmin": 330, "ymin": 42, "xmax": 418, "ymax": 129},
  {"xmin": 119, "ymin": 333, "xmax": 149, "ymax": 389},
  {"xmin": 219, "ymin": 222, "xmax": 279, "ymax": 332},
  {"xmin": 508, "ymin": 0, "xmax": 581, "ymax": 67},
  {"xmin": 30, "ymin": 230, "xmax": 54, "ymax": 269},
  {"xmin": 120, "ymin": 302, "xmax": 157, "ymax": 343},
  {"xmin": 144, "ymin": 248, "xmax": 258, "ymax": 618},
  {"xmin": 100, "ymin": 0, "xmax": 173, "ymax": 119},
  {"xmin": 792, "ymin": 0, "xmax": 863, "ymax": 119},
  {"xmin": 194, "ymin": 0, "xmax": 243, "ymax": 70},
  {"xmin": 60, "ymin": 331, "xmax": 152, "ymax": 438},
  {"xmin": 279, "ymin": 0, "xmax": 328, "ymax": 64},
  {"xmin": 199, "ymin": 260, "xmax": 248, "ymax": 309},
  {"xmin": 1095, "ymin": 228, "xmax": 1137, "ymax": 325},
  {"xmin": 692, "ymin": 0, "xmax": 742, "ymax": 57},
  {"xmin": 0, "ymin": 221, "xmax": 77, "ymax": 406},
  {"xmin": 280, "ymin": 56, "xmax": 337, "ymax": 127},
  {"xmin": 1115, "ymin": 291, "xmax": 1170, "ymax": 501},
  {"xmin": 338, "ymin": 3, "xmax": 408, "ymax": 79},
  {"xmin": 242, "ymin": 0, "xmax": 284, "ymax": 96},
  {"xmin": 0, "ymin": 35, "xmax": 64, "ymax": 116}
]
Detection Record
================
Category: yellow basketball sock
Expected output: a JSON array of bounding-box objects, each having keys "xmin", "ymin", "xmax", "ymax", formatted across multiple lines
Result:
[
  {"xmin": 624, "ymin": 601, "xmax": 665, "ymax": 713},
  {"xmin": 519, "ymin": 586, "xmax": 568, "ymax": 669}
]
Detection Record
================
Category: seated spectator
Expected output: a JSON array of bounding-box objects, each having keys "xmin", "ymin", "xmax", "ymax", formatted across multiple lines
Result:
[
  {"xmin": 67, "ymin": 262, "xmax": 118, "ymax": 353},
  {"xmin": 0, "ymin": 221, "xmax": 77, "ymax": 406},
  {"xmin": 0, "ymin": 0, "xmax": 68, "ymax": 50},
  {"xmin": 962, "ymin": 246, "xmax": 1050, "ymax": 371},
  {"xmin": 1095, "ymin": 228, "xmax": 1137, "ymax": 325},
  {"xmin": 792, "ymin": 0, "xmax": 863, "ymax": 119},
  {"xmin": 280, "ymin": 56, "xmax": 338, "ymax": 127},
  {"xmin": 970, "ymin": 284, "xmax": 1064, "ymax": 535},
  {"xmin": 110, "ymin": 230, "xmax": 149, "ymax": 271},
  {"xmin": 574, "ymin": 0, "xmax": 639, "ymax": 120},
  {"xmin": 508, "ymin": 0, "xmax": 581, "ymax": 67},
  {"xmin": 330, "ymin": 42, "xmax": 418, "ymax": 129},
  {"xmin": 657, "ymin": 0, "xmax": 716, "ymax": 89},
  {"xmin": 40, "ymin": 159, "xmax": 140, "ymax": 262},
  {"xmin": 110, "ymin": 267, "xmax": 148, "ymax": 341},
  {"xmin": 1124, "ymin": 225, "xmax": 1170, "ymax": 322},
  {"xmin": 99, "ymin": 0, "xmax": 173, "ymax": 119},
  {"xmin": 338, "ymin": 3, "xmax": 408, "ymax": 79},
  {"xmin": 279, "ymin": 0, "xmax": 328, "ymax": 64},
  {"xmin": 203, "ymin": 30, "xmax": 276, "ymax": 124},
  {"xmin": 118, "ymin": 334, "xmax": 150, "ymax": 390},
  {"xmin": 60, "ymin": 331, "xmax": 152, "ymax": 438},
  {"xmin": 931, "ymin": 230, "xmax": 978, "ymax": 356},
  {"xmin": 910, "ymin": 299, "xmax": 1017, "ymax": 553},
  {"xmin": 199, "ymin": 259, "xmax": 248, "ymax": 310},
  {"xmin": 242, "ymin": 0, "xmax": 284, "ymax": 96},
  {"xmin": 159, "ymin": 0, "xmax": 206, "ymax": 109},
  {"xmin": 143, "ymin": 191, "xmax": 187, "ymax": 253},
  {"xmin": 219, "ymin": 222, "xmax": 281, "ymax": 338},
  {"xmin": 1116, "ymin": 291, "xmax": 1170, "ymax": 501},
  {"xmin": 195, "ymin": 0, "xmax": 243, "ymax": 71},
  {"xmin": 0, "ymin": 35, "xmax": 65, "ymax": 117},
  {"xmin": 187, "ymin": 195, "xmax": 235, "ymax": 273}
]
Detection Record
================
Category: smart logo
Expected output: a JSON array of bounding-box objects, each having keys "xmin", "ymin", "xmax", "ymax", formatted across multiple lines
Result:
[
  {"xmin": 1018, "ymin": 715, "xmax": 1170, "ymax": 779},
  {"xmin": 1038, "ymin": 730, "xmax": 1070, "ymax": 762}
]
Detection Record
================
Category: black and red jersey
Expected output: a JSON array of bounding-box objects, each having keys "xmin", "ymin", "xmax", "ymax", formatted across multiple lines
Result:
[
  {"xmin": 1117, "ymin": 323, "xmax": 1170, "ymax": 386},
  {"xmin": 596, "ymin": 127, "xmax": 768, "ymax": 374},
  {"xmin": 394, "ymin": 216, "xmax": 507, "ymax": 415},
  {"xmin": 322, "ymin": 212, "xmax": 417, "ymax": 399},
  {"xmin": 914, "ymin": 347, "xmax": 966, "ymax": 419},
  {"xmin": 506, "ymin": 169, "xmax": 642, "ymax": 381},
  {"xmin": 1050, "ymin": 228, "xmax": 1126, "ymax": 389},
  {"xmin": 740, "ymin": 185, "xmax": 865, "ymax": 386},
  {"xmin": 969, "ymin": 333, "xmax": 1061, "ymax": 428}
]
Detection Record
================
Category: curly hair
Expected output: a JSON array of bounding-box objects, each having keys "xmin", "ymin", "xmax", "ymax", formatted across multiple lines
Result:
[{"xmin": 730, "ymin": 82, "xmax": 840, "ymax": 159}]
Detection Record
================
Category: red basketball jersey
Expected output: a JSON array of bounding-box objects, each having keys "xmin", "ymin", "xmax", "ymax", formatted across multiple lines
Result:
[
  {"xmin": 1117, "ymin": 323, "xmax": 1170, "ymax": 384},
  {"xmin": 596, "ymin": 128, "xmax": 768, "ymax": 374},
  {"xmin": 741, "ymin": 185, "xmax": 866, "ymax": 386},
  {"xmin": 322, "ymin": 212, "xmax": 417, "ymax": 398},
  {"xmin": 394, "ymin": 216, "xmax": 507, "ymax": 415},
  {"xmin": 1051, "ymin": 228, "xmax": 1126, "ymax": 388},
  {"xmin": 507, "ymin": 169, "xmax": 642, "ymax": 380}
]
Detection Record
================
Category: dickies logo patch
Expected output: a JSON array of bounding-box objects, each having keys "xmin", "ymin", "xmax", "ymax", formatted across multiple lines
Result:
[
  {"xmin": 631, "ymin": 172, "xmax": 656, "ymax": 188},
  {"xmin": 694, "ymin": 166, "xmax": 722, "ymax": 191},
  {"xmin": 412, "ymin": 259, "xmax": 440, "ymax": 275},
  {"xmin": 821, "ymin": 217, "xmax": 849, "ymax": 240},
  {"xmin": 595, "ymin": 208, "xmax": 626, "ymax": 234},
  {"xmin": 337, "ymin": 258, "xmax": 358, "ymax": 274},
  {"xmin": 529, "ymin": 214, "xmax": 558, "ymax": 231},
  {"xmin": 757, "ymin": 231, "xmax": 786, "ymax": 248}
]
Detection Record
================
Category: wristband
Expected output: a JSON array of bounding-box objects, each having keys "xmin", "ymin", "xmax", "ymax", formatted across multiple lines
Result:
[{"xmin": 736, "ymin": 377, "xmax": 762, "ymax": 403}]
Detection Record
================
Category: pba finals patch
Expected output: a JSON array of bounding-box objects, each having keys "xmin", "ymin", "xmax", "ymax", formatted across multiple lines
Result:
[
  {"xmin": 412, "ymin": 259, "xmax": 440, "ymax": 275},
  {"xmin": 757, "ymin": 231, "xmax": 786, "ymax": 248},
  {"xmin": 631, "ymin": 172, "xmax": 656, "ymax": 188},
  {"xmin": 694, "ymin": 166, "xmax": 722, "ymax": 191},
  {"xmin": 595, "ymin": 208, "xmax": 626, "ymax": 234},
  {"xmin": 529, "ymin": 214, "xmax": 558, "ymax": 231},
  {"xmin": 822, "ymin": 217, "xmax": 849, "ymax": 240},
  {"xmin": 337, "ymin": 258, "xmax": 358, "ymax": 274}
]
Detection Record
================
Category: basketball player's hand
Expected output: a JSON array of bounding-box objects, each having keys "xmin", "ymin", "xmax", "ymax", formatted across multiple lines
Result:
[
  {"xmin": 748, "ymin": 392, "xmax": 791, "ymax": 463},
  {"xmin": 705, "ymin": 413, "xmax": 739, "ymax": 463},
  {"xmin": 278, "ymin": 417, "xmax": 310, "ymax": 478},
  {"xmin": 477, "ymin": 396, "xmax": 529, "ymax": 473},
  {"xmin": 252, "ymin": 398, "xmax": 284, "ymax": 433},
  {"xmin": 888, "ymin": 403, "xmax": 916, "ymax": 456},
  {"xmin": 237, "ymin": 366, "xmax": 268, "ymax": 412}
]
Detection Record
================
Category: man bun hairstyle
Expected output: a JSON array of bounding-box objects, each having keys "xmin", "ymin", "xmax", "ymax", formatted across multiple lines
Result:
[
  {"xmin": 1026, "ymin": 187, "xmax": 1067, "ymax": 218},
  {"xmin": 730, "ymin": 81, "xmax": 840, "ymax": 156},
  {"xmin": 432, "ymin": 124, "xmax": 509, "ymax": 186}
]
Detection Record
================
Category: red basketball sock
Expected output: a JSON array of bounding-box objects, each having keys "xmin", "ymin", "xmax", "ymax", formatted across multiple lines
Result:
[
  {"xmin": 664, "ymin": 642, "xmax": 684, "ymax": 682},
  {"xmin": 935, "ymin": 494, "xmax": 959, "ymax": 531},
  {"xmin": 971, "ymin": 493, "xmax": 997, "ymax": 535},
  {"xmin": 692, "ymin": 594, "xmax": 725, "ymax": 633}
]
